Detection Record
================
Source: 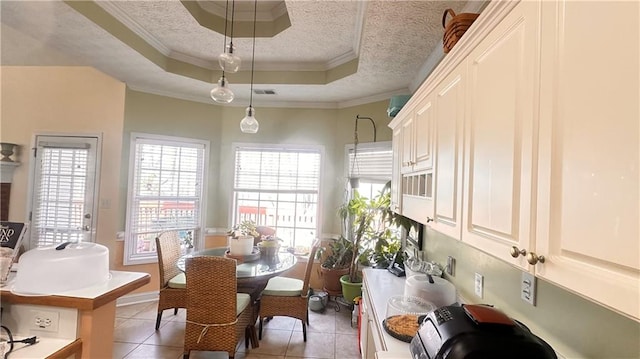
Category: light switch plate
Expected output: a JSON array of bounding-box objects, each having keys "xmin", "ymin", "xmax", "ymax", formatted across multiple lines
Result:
[
  {"xmin": 474, "ymin": 273, "xmax": 483, "ymax": 298},
  {"xmin": 521, "ymin": 271, "xmax": 537, "ymax": 305}
]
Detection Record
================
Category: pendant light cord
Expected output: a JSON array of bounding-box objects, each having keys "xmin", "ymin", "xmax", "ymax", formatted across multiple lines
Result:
[
  {"xmin": 229, "ymin": 0, "xmax": 236, "ymax": 52},
  {"xmin": 249, "ymin": 0, "xmax": 257, "ymax": 107},
  {"xmin": 222, "ymin": 0, "xmax": 229, "ymax": 51}
]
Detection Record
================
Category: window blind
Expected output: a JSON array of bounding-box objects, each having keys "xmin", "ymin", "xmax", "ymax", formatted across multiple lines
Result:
[
  {"xmin": 127, "ymin": 138, "xmax": 205, "ymax": 257},
  {"xmin": 347, "ymin": 142, "xmax": 392, "ymax": 181},
  {"xmin": 32, "ymin": 147, "xmax": 89, "ymax": 247}
]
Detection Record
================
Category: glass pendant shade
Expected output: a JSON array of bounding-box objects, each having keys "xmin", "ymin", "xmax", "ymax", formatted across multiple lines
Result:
[
  {"xmin": 240, "ymin": 106, "xmax": 259, "ymax": 133},
  {"xmin": 218, "ymin": 44, "xmax": 241, "ymax": 73},
  {"xmin": 210, "ymin": 76, "xmax": 234, "ymax": 103}
]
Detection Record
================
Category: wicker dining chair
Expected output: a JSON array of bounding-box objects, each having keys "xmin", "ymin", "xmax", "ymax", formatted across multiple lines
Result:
[
  {"xmin": 183, "ymin": 256, "xmax": 253, "ymax": 359},
  {"xmin": 155, "ymin": 231, "xmax": 187, "ymax": 330},
  {"xmin": 258, "ymin": 239, "xmax": 320, "ymax": 342}
]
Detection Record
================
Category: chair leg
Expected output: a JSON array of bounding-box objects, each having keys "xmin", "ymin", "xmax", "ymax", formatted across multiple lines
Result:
[
  {"xmin": 174, "ymin": 308, "xmax": 178, "ymax": 315},
  {"xmin": 183, "ymin": 351, "xmax": 189, "ymax": 359},
  {"xmin": 155, "ymin": 311, "xmax": 163, "ymax": 330},
  {"xmin": 245, "ymin": 326, "xmax": 250, "ymax": 349},
  {"xmin": 259, "ymin": 317, "xmax": 263, "ymax": 340},
  {"xmin": 302, "ymin": 319, "xmax": 307, "ymax": 342}
]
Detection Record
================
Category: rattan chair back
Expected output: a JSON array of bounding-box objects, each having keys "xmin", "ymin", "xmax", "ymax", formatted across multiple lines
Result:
[
  {"xmin": 184, "ymin": 256, "xmax": 249, "ymax": 358},
  {"xmin": 156, "ymin": 231, "xmax": 182, "ymax": 287}
]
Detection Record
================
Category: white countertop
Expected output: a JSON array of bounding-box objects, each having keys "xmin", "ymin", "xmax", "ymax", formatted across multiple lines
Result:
[
  {"xmin": 1, "ymin": 337, "xmax": 76, "ymax": 359},
  {"xmin": 1, "ymin": 270, "xmax": 148, "ymax": 299},
  {"xmin": 363, "ymin": 268, "xmax": 413, "ymax": 357}
]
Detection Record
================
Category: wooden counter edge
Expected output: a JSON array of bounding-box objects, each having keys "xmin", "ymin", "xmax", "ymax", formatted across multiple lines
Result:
[
  {"xmin": 46, "ymin": 339, "xmax": 82, "ymax": 359},
  {"xmin": 1, "ymin": 274, "xmax": 151, "ymax": 310}
]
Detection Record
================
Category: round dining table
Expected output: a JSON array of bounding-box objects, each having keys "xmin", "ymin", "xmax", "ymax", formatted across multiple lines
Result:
[
  {"xmin": 177, "ymin": 247, "xmax": 297, "ymax": 349},
  {"xmin": 176, "ymin": 247, "xmax": 297, "ymax": 285}
]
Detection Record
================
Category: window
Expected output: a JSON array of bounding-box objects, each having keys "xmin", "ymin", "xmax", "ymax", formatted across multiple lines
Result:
[
  {"xmin": 28, "ymin": 135, "xmax": 100, "ymax": 249},
  {"xmin": 346, "ymin": 141, "xmax": 392, "ymax": 199},
  {"xmin": 232, "ymin": 144, "xmax": 322, "ymax": 252},
  {"xmin": 124, "ymin": 133, "xmax": 208, "ymax": 265}
]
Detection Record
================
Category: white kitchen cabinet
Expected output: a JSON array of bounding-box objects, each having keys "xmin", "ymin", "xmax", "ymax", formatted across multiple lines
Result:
[
  {"xmin": 430, "ymin": 62, "xmax": 467, "ymax": 240},
  {"xmin": 390, "ymin": 126, "xmax": 402, "ymax": 213},
  {"xmin": 360, "ymin": 269, "xmax": 412, "ymax": 359},
  {"xmin": 399, "ymin": 92, "xmax": 434, "ymax": 175},
  {"xmin": 461, "ymin": 0, "xmax": 541, "ymax": 271},
  {"xmin": 534, "ymin": 0, "xmax": 639, "ymax": 320}
]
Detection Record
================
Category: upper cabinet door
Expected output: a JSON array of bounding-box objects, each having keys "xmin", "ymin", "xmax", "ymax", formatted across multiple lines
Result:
[
  {"xmin": 431, "ymin": 62, "xmax": 467, "ymax": 240},
  {"xmin": 462, "ymin": 0, "xmax": 541, "ymax": 270},
  {"xmin": 536, "ymin": 0, "xmax": 639, "ymax": 320},
  {"xmin": 413, "ymin": 94, "xmax": 435, "ymax": 172},
  {"xmin": 390, "ymin": 126, "xmax": 402, "ymax": 213},
  {"xmin": 400, "ymin": 114, "xmax": 415, "ymax": 174}
]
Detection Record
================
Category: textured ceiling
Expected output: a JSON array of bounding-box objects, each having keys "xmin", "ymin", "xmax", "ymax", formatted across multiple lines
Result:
[{"xmin": 1, "ymin": 0, "xmax": 485, "ymax": 109}]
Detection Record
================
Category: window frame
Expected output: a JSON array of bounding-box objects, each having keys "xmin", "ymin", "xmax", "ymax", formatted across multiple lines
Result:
[
  {"xmin": 230, "ymin": 142, "xmax": 324, "ymax": 250},
  {"xmin": 124, "ymin": 133, "xmax": 209, "ymax": 265}
]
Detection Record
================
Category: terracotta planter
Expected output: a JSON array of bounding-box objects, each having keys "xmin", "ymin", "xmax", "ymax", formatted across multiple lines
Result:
[{"xmin": 320, "ymin": 265, "xmax": 350, "ymax": 296}]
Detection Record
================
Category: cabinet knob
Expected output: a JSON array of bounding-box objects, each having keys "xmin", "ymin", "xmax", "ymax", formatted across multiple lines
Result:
[
  {"xmin": 527, "ymin": 252, "xmax": 546, "ymax": 265},
  {"xmin": 426, "ymin": 217, "xmax": 434, "ymax": 223},
  {"xmin": 510, "ymin": 246, "xmax": 527, "ymax": 258}
]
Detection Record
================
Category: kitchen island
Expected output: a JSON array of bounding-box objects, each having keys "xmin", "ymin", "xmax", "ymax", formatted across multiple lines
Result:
[{"xmin": 1, "ymin": 270, "xmax": 150, "ymax": 358}]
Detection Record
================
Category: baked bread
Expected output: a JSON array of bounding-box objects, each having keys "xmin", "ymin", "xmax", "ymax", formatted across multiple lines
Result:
[{"xmin": 384, "ymin": 314, "xmax": 419, "ymax": 339}]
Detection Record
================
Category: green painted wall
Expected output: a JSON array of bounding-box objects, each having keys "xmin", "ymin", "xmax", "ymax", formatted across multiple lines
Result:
[
  {"xmin": 119, "ymin": 89, "xmax": 392, "ymax": 235},
  {"xmin": 422, "ymin": 227, "xmax": 640, "ymax": 358}
]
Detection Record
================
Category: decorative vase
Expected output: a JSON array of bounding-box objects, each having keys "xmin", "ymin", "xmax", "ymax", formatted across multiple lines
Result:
[
  {"xmin": 0, "ymin": 143, "xmax": 18, "ymax": 162},
  {"xmin": 339, "ymin": 274, "xmax": 363, "ymax": 304},
  {"xmin": 229, "ymin": 235, "xmax": 254, "ymax": 256}
]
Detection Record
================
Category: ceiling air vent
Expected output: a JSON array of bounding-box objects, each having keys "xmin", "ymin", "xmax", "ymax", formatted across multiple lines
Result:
[{"xmin": 253, "ymin": 89, "xmax": 277, "ymax": 95}]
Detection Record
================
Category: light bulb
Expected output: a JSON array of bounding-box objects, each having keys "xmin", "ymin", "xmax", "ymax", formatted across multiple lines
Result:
[
  {"xmin": 210, "ymin": 76, "xmax": 234, "ymax": 103},
  {"xmin": 240, "ymin": 106, "xmax": 259, "ymax": 133},
  {"xmin": 218, "ymin": 44, "xmax": 241, "ymax": 73}
]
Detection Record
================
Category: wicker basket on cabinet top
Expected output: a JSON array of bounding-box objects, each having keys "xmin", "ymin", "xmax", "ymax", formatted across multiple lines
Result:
[{"xmin": 442, "ymin": 9, "xmax": 480, "ymax": 53}]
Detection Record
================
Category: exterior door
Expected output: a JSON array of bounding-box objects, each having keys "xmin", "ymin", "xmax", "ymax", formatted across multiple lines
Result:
[{"xmin": 29, "ymin": 135, "xmax": 100, "ymax": 249}]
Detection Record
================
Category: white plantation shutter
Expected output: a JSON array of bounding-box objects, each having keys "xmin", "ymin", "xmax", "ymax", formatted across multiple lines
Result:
[
  {"xmin": 232, "ymin": 145, "xmax": 322, "ymax": 249},
  {"xmin": 347, "ymin": 141, "xmax": 392, "ymax": 181},
  {"xmin": 125, "ymin": 134, "xmax": 208, "ymax": 265},
  {"xmin": 32, "ymin": 146, "xmax": 89, "ymax": 246}
]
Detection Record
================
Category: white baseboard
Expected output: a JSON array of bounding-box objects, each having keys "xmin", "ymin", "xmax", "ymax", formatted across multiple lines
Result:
[{"xmin": 116, "ymin": 290, "xmax": 159, "ymax": 307}]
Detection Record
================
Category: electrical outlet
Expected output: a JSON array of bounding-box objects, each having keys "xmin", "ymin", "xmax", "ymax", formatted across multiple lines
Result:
[
  {"xmin": 521, "ymin": 271, "xmax": 537, "ymax": 306},
  {"xmin": 446, "ymin": 256, "xmax": 456, "ymax": 276},
  {"xmin": 474, "ymin": 273, "xmax": 484, "ymax": 298},
  {"xmin": 30, "ymin": 310, "xmax": 60, "ymax": 332}
]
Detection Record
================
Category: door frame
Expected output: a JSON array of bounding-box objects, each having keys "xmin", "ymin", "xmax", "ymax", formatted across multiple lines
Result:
[{"xmin": 25, "ymin": 132, "xmax": 103, "ymax": 249}]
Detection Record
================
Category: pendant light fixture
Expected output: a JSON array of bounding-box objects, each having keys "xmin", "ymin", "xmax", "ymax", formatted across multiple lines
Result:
[
  {"xmin": 240, "ymin": 0, "xmax": 259, "ymax": 134},
  {"xmin": 210, "ymin": 0, "xmax": 235, "ymax": 103},
  {"xmin": 218, "ymin": 0, "xmax": 241, "ymax": 73}
]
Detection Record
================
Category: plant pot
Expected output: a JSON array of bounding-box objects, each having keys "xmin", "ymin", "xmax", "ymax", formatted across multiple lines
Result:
[
  {"xmin": 340, "ymin": 274, "xmax": 363, "ymax": 304},
  {"xmin": 229, "ymin": 235, "xmax": 254, "ymax": 256},
  {"xmin": 320, "ymin": 265, "xmax": 350, "ymax": 296},
  {"xmin": 257, "ymin": 241, "xmax": 280, "ymax": 259}
]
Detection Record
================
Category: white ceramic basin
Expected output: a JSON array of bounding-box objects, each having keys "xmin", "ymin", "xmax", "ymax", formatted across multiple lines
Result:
[{"xmin": 14, "ymin": 242, "xmax": 110, "ymax": 295}]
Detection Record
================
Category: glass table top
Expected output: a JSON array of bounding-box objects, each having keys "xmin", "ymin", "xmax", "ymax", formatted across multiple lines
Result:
[{"xmin": 176, "ymin": 247, "xmax": 297, "ymax": 280}]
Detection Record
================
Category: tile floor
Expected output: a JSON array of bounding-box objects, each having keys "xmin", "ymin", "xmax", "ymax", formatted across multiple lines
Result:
[{"xmin": 113, "ymin": 300, "xmax": 361, "ymax": 359}]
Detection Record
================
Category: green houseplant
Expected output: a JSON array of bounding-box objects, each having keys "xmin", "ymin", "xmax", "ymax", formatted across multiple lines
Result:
[
  {"xmin": 338, "ymin": 181, "xmax": 413, "ymax": 302},
  {"xmin": 318, "ymin": 236, "xmax": 354, "ymax": 295}
]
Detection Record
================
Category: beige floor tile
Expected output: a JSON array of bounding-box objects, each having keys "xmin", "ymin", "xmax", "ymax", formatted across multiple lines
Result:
[
  {"xmin": 293, "ymin": 311, "xmax": 335, "ymax": 334},
  {"xmin": 236, "ymin": 352, "xmax": 285, "ymax": 359},
  {"xmin": 245, "ymin": 329, "xmax": 292, "ymax": 356},
  {"xmin": 134, "ymin": 303, "xmax": 166, "ymax": 321},
  {"xmin": 116, "ymin": 302, "xmax": 156, "ymax": 319},
  {"xmin": 112, "ymin": 342, "xmax": 139, "ymax": 359},
  {"xmin": 143, "ymin": 320, "xmax": 186, "ymax": 348},
  {"xmin": 259, "ymin": 316, "xmax": 296, "ymax": 331},
  {"xmin": 334, "ymin": 334, "xmax": 360, "ymax": 359},
  {"xmin": 113, "ymin": 318, "xmax": 157, "ymax": 344},
  {"xmin": 115, "ymin": 317, "xmax": 128, "ymax": 329},
  {"xmin": 170, "ymin": 308, "xmax": 187, "ymax": 322},
  {"xmin": 335, "ymin": 311, "xmax": 357, "ymax": 335},
  {"xmin": 124, "ymin": 344, "xmax": 184, "ymax": 359},
  {"xmin": 286, "ymin": 332, "xmax": 335, "ymax": 359}
]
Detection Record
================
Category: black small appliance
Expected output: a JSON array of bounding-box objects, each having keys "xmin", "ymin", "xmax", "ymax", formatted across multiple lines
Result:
[{"xmin": 410, "ymin": 304, "xmax": 557, "ymax": 359}]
